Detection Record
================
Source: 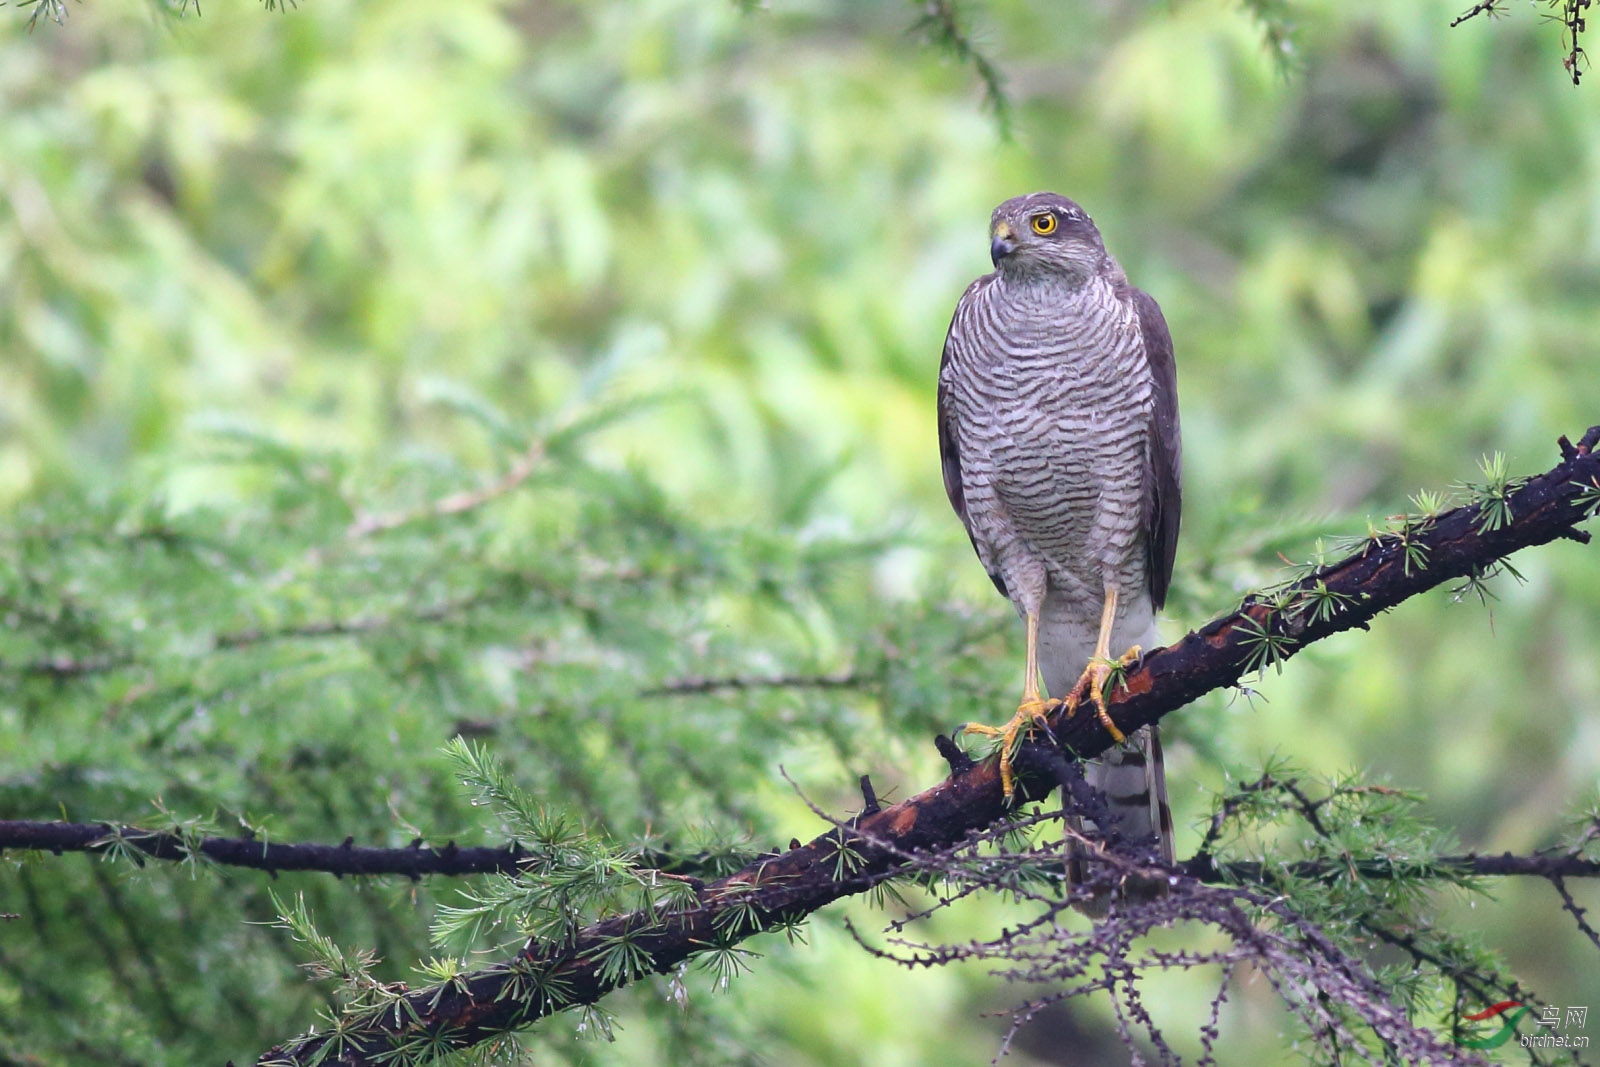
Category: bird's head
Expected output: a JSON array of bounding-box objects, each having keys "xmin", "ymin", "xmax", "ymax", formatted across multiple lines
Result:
[{"xmin": 988, "ymin": 192, "xmax": 1106, "ymax": 283}]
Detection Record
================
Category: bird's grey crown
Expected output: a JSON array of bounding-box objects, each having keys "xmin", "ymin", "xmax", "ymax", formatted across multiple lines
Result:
[{"xmin": 991, "ymin": 190, "xmax": 1089, "ymax": 225}]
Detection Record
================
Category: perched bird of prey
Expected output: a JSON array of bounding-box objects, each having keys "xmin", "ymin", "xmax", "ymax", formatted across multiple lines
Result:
[{"xmin": 938, "ymin": 191, "xmax": 1180, "ymax": 872}]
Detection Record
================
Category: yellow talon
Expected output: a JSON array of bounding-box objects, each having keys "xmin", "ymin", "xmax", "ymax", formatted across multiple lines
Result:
[
  {"xmin": 1060, "ymin": 644, "xmax": 1141, "ymax": 744},
  {"xmin": 958, "ymin": 696, "xmax": 1060, "ymax": 799},
  {"xmin": 959, "ymin": 593, "xmax": 1143, "ymax": 801}
]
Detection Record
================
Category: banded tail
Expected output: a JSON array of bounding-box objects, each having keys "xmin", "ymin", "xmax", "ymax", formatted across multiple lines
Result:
[{"xmin": 1067, "ymin": 724, "xmax": 1174, "ymax": 917}]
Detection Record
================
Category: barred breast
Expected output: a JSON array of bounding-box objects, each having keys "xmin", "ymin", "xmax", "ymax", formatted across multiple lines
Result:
[{"xmin": 949, "ymin": 267, "xmax": 1156, "ymax": 629}]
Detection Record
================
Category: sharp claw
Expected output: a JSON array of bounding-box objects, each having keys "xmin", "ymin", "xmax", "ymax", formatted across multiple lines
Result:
[
  {"xmin": 1090, "ymin": 684, "xmax": 1127, "ymax": 744},
  {"xmin": 1060, "ymin": 672, "xmax": 1092, "ymax": 718},
  {"xmin": 965, "ymin": 699, "xmax": 1065, "ymax": 801},
  {"xmin": 1057, "ymin": 653, "xmax": 1134, "ymax": 743},
  {"xmin": 1017, "ymin": 697, "xmax": 1060, "ymax": 727}
]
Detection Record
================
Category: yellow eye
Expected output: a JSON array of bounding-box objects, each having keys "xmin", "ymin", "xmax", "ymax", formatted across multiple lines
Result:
[{"xmin": 1030, "ymin": 213, "xmax": 1057, "ymax": 235}]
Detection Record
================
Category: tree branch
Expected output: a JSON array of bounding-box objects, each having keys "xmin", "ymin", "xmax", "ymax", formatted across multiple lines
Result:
[
  {"xmin": 636, "ymin": 669, "xmax": 863, "ymax": 697},
  {"xmin": 1450, "ymin": 1, "xmax": 1507, "ymax": 28},
  {"xmin": 345, "ymin": 440, "xmax": 546, "ymax": 540},
  {"xmin": 8, "ymin": 817, "xmax": 1598, "ymax": 884},
  {"xmin": 0, "ymin": 821, "xmax": 522, "ymax": 879},
  {"xmin": 1186, "ymin": 850, "xmax": 1600, "ymax": 884},
  {"xmin": 252, "ymin": 427, "xmax": 1600, "ymax": 1067},
  {"xmin": 1449, "ymin": 0, "xmax": 1592, "ymax": 84},
  {"xmin": 910, "ymin": 1, "xmax": 1011, "ymax": 129}
]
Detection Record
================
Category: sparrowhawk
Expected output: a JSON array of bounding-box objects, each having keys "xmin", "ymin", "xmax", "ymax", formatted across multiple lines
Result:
[{"xmin": 938, "ymin": 191, "xmax": 1180, "ymax": 870}]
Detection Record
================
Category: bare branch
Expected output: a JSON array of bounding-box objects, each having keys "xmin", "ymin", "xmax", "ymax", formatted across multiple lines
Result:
[
  {"xmin": 1551, "ymin": 875, "xmax": 1600, "ymax": 955},
  {"xmin": 1186, "ymin": 850, "xmax": 1600, "ymax": 884},
  {"xmin": 1451, "ymin": 1, "xmax": 1508, "ymax": 29},
  {"xmin": 0, "ymin": 821, "xmax": 523, "ymax": 879}
]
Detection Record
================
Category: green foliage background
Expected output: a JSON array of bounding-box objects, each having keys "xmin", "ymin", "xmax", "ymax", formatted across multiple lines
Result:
[{"xmin": 1, "ymin": 0, "xmax": 1598, "ymax": 1063}]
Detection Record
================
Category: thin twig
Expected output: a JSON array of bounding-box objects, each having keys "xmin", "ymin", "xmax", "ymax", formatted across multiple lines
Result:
[
  {"xmin": 345, "ymin": 440, "xmax": 545, "ymax": 539},
  {"xmin": 910, "ymin": 0, "xmax": 1011, "ymax": 128},
  {"xmin": 1451, "ymin": 1, "xmax": 1507, "ymax": 28},
  {"xmin": 1550, "ymin": 875, "xmax": 1600, "ymax": 954},
  {"xmin": 638, "ymin": 669, "xmax": 861, "ymax": 697}
]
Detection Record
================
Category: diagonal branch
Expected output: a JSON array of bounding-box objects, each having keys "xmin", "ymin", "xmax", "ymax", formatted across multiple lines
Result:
[
  {"xmin": 345, "ymin": 440, "xmax": 546, "ymax": 539},
  {"xmin": 252, "ymin": 427, "xmax": 1600, "ymax": 1067}
]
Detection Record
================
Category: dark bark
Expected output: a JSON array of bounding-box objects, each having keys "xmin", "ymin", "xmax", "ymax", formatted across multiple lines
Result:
[
  {"xmin": 253, "ymin": 428, "xmax": 1600, "ymax": 1067},
  {"xmin": 1186, "ymin": 851, "xmax": 1600, "ymax": 884},
  {"xmin": 0, "ymin": 821, "xmax": 522, "ymax": 879}
]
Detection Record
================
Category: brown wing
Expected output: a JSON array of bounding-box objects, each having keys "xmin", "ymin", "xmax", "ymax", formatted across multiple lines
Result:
[
  {"xmin": 938, "ymin": 282, "xmax": 1008, "ymax": 599},
  {"xmin": 1133, "ymin": 287, "xmax": 1182, "ymax": 610}
]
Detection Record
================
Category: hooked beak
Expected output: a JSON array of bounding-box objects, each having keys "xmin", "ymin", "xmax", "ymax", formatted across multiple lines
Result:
[{"xmin": 990, "ymin": 222, "xmax": 1017, "ymax": 266}]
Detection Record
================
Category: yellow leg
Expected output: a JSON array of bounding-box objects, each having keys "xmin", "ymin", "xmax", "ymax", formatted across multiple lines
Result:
[
  {"xmin": 1094, "ymin": 584, "xmax": 1117, "ymax": 662},
  {"xmin": 1021, "ymin": 608, "xmax": 1044, "ymax": 709},
  {"xmin": 1060, "ymin": 583, "xmax": 1132, "ymax": 743},
  {"xmin": 957, "ymin": 609, "xmax": 1058, "ymax": 799}
]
